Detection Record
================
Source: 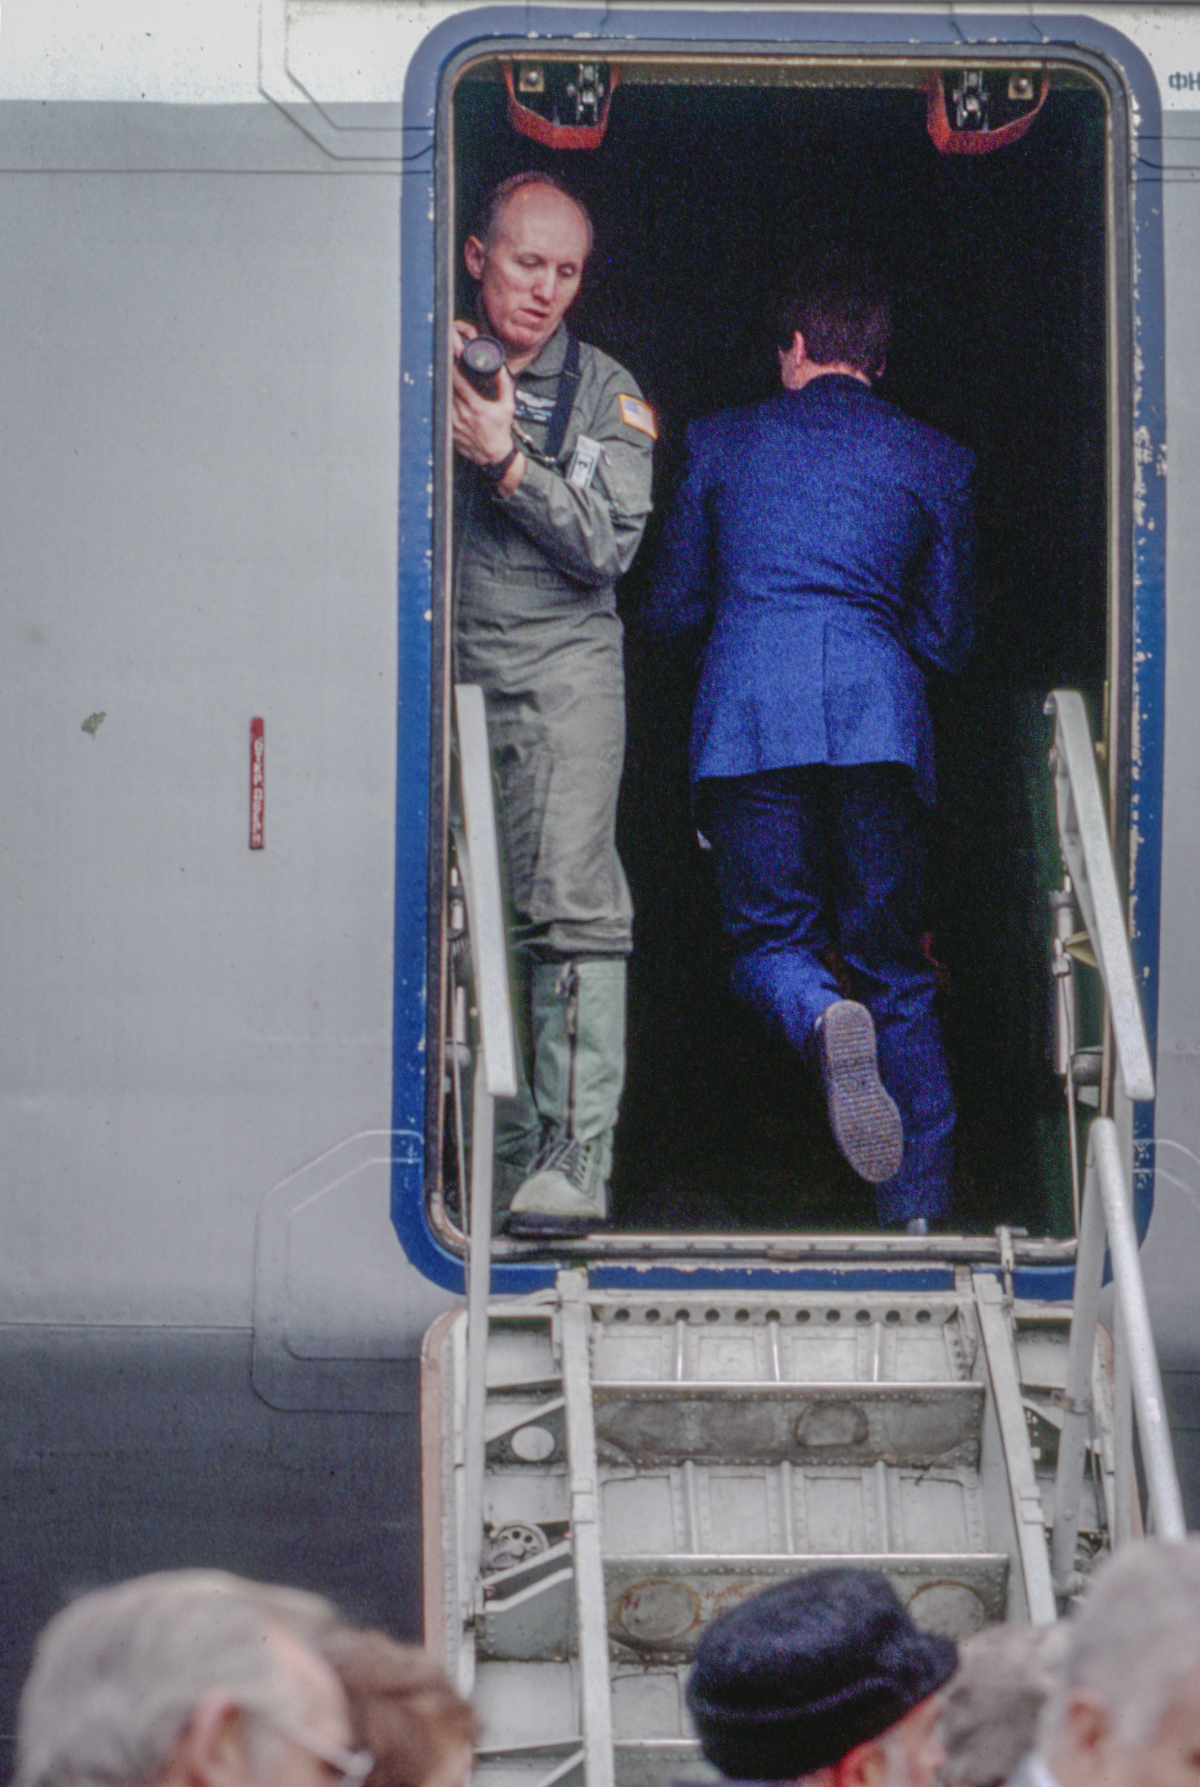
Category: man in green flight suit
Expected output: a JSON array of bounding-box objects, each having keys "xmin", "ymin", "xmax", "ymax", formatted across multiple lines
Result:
[{"xmin": 452, "ymin": 171, "xmax": 655, "ymax": 1236}]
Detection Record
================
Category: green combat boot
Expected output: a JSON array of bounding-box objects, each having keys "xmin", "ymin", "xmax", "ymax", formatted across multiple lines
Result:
[
  {"xmin": 492, "ymin": 955, "xmax": 541, "ymax": 1219},
  {"xmin": 507, "ymin": 957, "xmax": 625, "ymax": 1238}
]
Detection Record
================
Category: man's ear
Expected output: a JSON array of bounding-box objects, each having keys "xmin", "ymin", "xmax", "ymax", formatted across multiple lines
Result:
[
  {"xmin": 463, "ymin": 235, "xmax": 487, "ymax": 282},
  {"xmin": 831, "ymin": 1737, "xmax": 888, "ymax": 1787},
  {"xmin": 1062, "ymin": 1689, "xmax": 1114, "ymax": 1761},
  {"xmin": 778, "ymin": 331, "xmax": 811, "ymax": 389},
  {"xmin": 780, "ymin": 331, "xmax": 807, "ymax": 372},
  {"xmin": 171, "ymin": 1692, "xmax": 255, "ymax": 1787}
]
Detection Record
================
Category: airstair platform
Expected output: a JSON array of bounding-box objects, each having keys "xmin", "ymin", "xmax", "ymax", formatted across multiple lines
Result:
[
  {"xmin": 425, "ymin": 687, "xmax": 1184, "ymax": 1787},
  {"xmin": 422, "ymin": 1265, "xmax": 1116, "ymax": 1787}
]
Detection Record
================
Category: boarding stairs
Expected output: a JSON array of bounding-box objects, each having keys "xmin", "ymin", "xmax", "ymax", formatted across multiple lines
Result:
[{"xmin": 423, "ymin": 687, "xmax": 1185, "ymax": 1787}]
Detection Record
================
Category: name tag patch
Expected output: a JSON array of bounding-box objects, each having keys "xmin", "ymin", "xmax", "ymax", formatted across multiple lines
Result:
[
  {"xmin": 514, "ymin": 391, "xmax": 556, "ymax": 427},
  {"xmin": 618, "ymin": 394, "xmax": 657, "ymax": 438},
  {"xmin": 567, "ymin": 435, "xmax": 603, "ymax": 491}
]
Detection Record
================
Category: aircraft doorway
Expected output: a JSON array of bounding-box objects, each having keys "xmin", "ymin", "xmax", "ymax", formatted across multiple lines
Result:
[{"xmin": 440, "ymin": 49, "xmax": 1123, "ymax": 1247}]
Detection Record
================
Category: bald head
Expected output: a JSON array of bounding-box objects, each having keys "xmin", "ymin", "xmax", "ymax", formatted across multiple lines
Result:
[
  {"xmin": 465, "ymin": 177, "xmax": 592, "ymax": 370},
  {"xmin": 477, "ymin": 173, "xmax": 593, "ymax": 256}
]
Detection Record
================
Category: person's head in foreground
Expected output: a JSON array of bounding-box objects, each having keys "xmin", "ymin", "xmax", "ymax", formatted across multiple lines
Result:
[
  {"xmin": 14, "ymin": 1568, "xmax": 362, "ymax": 1787},
  {"xmin": 1037, "ymin": 1538, "xmax": 1200, "ymax": 1787},
  {"xmin": 941, "ymin": 1622, "xmax": 1068, "ymax": 1787},
  {"xmin": 322, "ymin": 1627, "xmax": 480, "ymax": 1787},
  {"xmin": 686, "ymin": 1568, "xmax": 957, "ymax": 1787}
]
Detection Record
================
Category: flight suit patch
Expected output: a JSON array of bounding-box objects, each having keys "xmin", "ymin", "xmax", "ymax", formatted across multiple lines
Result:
[
  {"xmin": 618, "ymin": 394, "xmax": 658, "ymax": 439},
  {"xmin": 515, "ymin": 391, "xmax": 556, "ymax": 427}
]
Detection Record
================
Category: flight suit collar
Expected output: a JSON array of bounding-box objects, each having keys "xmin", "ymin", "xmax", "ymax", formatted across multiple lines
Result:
[
  {"xmin": 519, "ymin": 323, "xmax": 570, "ymax": 382},
  {"xmin": 470, "ymin": 305, "xmax": 570, "ymax": 381}
]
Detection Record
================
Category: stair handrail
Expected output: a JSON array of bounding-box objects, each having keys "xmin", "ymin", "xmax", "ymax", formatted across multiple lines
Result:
[
  {"xmin": 1050, "ymin": 1119, "xmax": 1186, "ymax": 1589},
  {"xmin": 454, "ymin": 684, "xmax": 518, "ymax": 1683},
  {"xmin": 1043, "ymin": 695, "xmax": 1180, "ymax": 1581},
  {"xmin": 557, "ymin": 1271, "xmax": 617, "ymax": 1787},
  {"xmin": 454, "ymin": 684, "xmax": 519, "ymax": 1104},
  {"xmin": 1044, "ymin": 690, "xmax": 1154, "ymax": 1102}
]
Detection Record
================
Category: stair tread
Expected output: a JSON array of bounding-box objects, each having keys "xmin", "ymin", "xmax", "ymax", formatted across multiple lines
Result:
[
  {"xmin": 478, "ymin": 1550, "xmax": 1009, "ymax": 1660},
  {"xmin": 592, "ymin": 1380, "xmax": 982, "ymax": 1468}
]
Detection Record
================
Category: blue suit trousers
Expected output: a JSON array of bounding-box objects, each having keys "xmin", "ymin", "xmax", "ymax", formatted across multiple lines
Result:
[{"xmin": 701, "ymin": 764, "xmax": 954, "ymax": 1225}]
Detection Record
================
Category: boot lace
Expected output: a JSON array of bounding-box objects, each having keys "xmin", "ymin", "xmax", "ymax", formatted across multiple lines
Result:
[{"xmin": 530, "ymin": 1135, "xmax": 591, "ymax": 1190}]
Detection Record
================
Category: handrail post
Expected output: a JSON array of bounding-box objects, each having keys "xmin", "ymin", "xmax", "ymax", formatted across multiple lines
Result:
[
  {"xmin": 1053, "ymin": 1118, "xmax": 1185, "ymax": 1590},
  {"xmin": 1044, "ymin": 691, "xmax": 1154, "ymax": 1103},
  {"xmin": 557, "ymin": 1271, "xmax": 616, "ymax": 1787},
  {"xmin": 1051, "ymin": 1132, "xmax": 1108, "ymax": 1594},
  {"xmin": 1112, "ymin": 1296, "xmax": 1135, "ymax": 1544},
  {"xmin": 460, "ymin": 1073, "xmax": 494, "ymax": 1675},
  {"xmin": 453, "ymin": 685, "xmax": 519, "ymax": 1681},
  {"xmin": 454, "ymin": 685, "xmax": 518, "ymax": 1102},
  {"xmin": 1091, "ymin": 1120, "xmax": 1186, "ymax": 1539}
]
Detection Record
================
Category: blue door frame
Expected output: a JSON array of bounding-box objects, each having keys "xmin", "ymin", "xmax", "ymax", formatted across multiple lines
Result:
[{"xmin": 391, "ymin": 7, "xmax": 1165, "ymax": 1301}]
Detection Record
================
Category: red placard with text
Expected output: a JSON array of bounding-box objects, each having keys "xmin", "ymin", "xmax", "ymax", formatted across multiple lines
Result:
[{"xmin": 250, "ymin": 718, "xmax": 265, "ymax": 849}]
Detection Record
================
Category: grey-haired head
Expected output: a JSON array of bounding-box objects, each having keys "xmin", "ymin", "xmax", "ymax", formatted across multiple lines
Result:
[
  {"xmin": 942, "ymin": 1622, "xmax": 1068, "ymax": 1787},
  {"xmin": 1037, "ymin": 1540, "xmax": 1200, "ymax": 1787},
  {"xmin": 16, "ymin": 1569, "xmax": 351, "ymax": 1787}
]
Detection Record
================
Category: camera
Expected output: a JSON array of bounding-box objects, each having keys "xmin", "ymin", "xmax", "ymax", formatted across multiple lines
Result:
[{"xmin": 459, "ymin": 334, "xmax": 506, "ymax": 401}]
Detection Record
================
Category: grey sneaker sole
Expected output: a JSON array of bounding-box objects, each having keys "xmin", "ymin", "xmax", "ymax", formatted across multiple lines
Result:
[
  {"xmin": 817, "ymin": 1000, "xmax": 904, "ymax": 1184},
  {"xmin": 506, "ymin": 1208, "xmax": 608, "ymax": 1239}
]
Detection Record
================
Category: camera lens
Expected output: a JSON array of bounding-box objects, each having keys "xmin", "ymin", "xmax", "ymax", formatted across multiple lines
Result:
[{"xmin": 462, "ymin": 336, "xmax": 506, "ymax": 381}]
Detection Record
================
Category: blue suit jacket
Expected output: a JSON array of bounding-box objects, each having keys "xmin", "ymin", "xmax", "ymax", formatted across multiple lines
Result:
[{"xmin": 645, "ymin": 375, "xmax": 976, "ymax": 804}]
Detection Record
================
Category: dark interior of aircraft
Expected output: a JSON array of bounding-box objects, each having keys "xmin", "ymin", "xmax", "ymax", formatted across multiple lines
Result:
[{"xmin": 451, "ymin": 62, "xmax": 1110, "ymax": 1239}]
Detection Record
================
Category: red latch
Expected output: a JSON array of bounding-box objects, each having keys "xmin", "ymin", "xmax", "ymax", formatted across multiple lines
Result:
[
  {"xmin": 503, "ymin": 61, "xmax": 620, "ymax": 151},
  {"xmin": 925, "ymin": 69, "xmax": 1050, "ymax": 155}
]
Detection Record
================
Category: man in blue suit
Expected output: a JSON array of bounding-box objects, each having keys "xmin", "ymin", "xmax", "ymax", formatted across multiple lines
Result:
[{"xmin": 645, "ymin": 253, "xmax": 975, "ymax": 1228}]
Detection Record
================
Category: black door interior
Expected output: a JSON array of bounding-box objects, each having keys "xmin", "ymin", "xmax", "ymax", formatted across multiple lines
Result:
[{"xmin": 453, "ymin": 61, "xmax": 1110, "ymax": 1238}]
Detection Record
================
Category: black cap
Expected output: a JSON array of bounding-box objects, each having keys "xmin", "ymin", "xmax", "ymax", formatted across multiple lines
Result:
[{"xmin": 686, "ymin": 1569, "xmax": 958, "ymax": 1780}]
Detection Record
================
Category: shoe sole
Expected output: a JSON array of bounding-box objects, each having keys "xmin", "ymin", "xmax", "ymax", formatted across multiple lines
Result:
[
  {"xmin": 818, "ymin": 1000, "xmax": 904, "ymax": 1184},
  {"xmin": 506, "ymin": 1209, "xmax": 610, "ymax": 1239}
]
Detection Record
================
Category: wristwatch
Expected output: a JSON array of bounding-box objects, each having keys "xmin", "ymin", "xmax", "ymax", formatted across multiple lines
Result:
[{"xmin": 479, "ymin": 446, "xmax": 518, "ymax": 486}]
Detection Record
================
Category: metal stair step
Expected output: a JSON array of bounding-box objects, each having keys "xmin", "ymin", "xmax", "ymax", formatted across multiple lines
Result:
[
  {"xmin": 600, "ymin": 1458, "xmax": 989, "ymax": 1556},
  {"xmin": 484, "ymin": 1384, "xmax": 984, "ymax": 1474},
  {"xmin": 478, "ymin": 1542, "xmax": 1008, "ymax": 1661},
  {"xmin": 604, "ymin": 1552, "xmax": 1009, "ymax": 1658},
  {"xmin": 592, "ymin": 1381, "xmax": 983, "ymax": 1468},
  {"xmin": 480, "ymin": 1453, "xmax": 990, "ymax": 1560},
  {"xmin": 590, "ymin": 1293, "xmax": 978, "ymax": 1388}
]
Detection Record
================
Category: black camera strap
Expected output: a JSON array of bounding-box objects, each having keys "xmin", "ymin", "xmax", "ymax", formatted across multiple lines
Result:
[{"xmin": 544, "ymin": 333, "xmax": 581, "ymax": 462}]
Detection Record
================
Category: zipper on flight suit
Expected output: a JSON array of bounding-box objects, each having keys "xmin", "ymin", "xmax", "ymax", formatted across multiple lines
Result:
[{"xmin": 558, "ymin": 961, "xmax": 580, "ymax": 1140}]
